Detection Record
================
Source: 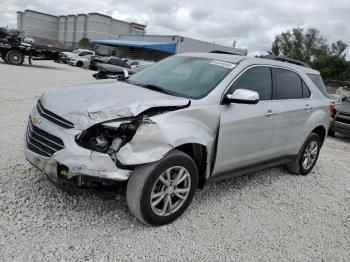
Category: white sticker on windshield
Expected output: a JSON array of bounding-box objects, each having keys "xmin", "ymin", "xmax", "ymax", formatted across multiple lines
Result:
[{"xmin": 209, "ymin": 60, "xmax": 236, "ymax": 69}]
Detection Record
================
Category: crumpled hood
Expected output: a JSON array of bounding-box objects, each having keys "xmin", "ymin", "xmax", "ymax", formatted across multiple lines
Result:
[{"xmin": 40, "ymin": 80, "xmax": 190, "ymax": 130}]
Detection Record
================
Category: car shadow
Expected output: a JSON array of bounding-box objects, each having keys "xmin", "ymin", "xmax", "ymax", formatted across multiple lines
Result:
[{"xmin": 0, "ymin": 60, "xmax": 66, "ymax": 70}]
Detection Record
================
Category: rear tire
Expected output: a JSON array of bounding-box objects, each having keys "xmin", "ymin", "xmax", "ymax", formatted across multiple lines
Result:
[
  {"xmin": 286, "ymin": 132, "xmax": 321, "ymax": 176},
  {"xmin": 6, "ymin": 50, "xmax": 24, "ymax": 65},
  {"xmin": 126, "ymin": 149, "xmax": 198, "ymax": 226}
]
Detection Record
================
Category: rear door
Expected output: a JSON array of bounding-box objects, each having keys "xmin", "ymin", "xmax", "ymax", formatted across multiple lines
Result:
[
  {"xmin": 213, "ymin": 66, "xmax": 281, "ymax": 175},
  {"xmin": 272, "ymin": 68, "xmax": 312, "ymax": 155}
]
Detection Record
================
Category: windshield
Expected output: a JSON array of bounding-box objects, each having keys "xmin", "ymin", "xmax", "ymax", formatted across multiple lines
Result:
[
  {"xmin": 72, "ymin": 49, "xmax": 82, "ymax": 54},
  {"xmin": 127, "ymin": 56, "xmax": 235, "ymax": 99}
]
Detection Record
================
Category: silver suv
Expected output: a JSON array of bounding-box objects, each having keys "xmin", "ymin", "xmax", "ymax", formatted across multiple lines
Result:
[{"xmin": 25, "ymin": 53, "xmax": 330, "ymax": 226}]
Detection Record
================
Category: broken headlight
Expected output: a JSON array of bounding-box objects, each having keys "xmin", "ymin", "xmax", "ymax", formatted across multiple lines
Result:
[{"xmin": 76, "ymin": 117, "xmax": 142, "ymax": 154}]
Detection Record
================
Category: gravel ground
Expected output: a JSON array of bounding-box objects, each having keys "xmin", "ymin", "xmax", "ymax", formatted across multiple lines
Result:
[{"xmin": 0, "ymin": 60, "xmax": 350, "ymax": 262}]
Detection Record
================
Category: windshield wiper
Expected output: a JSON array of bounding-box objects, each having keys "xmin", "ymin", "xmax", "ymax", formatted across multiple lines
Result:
[{"xmin": 137, "ymin": 84, "xmax": 170, "ymax": 95}]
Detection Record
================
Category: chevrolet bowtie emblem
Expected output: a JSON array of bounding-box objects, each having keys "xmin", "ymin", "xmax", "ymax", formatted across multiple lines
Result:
[{"xmin": 31, "ymin": 115, "xmax": 41, "ymax": 126}]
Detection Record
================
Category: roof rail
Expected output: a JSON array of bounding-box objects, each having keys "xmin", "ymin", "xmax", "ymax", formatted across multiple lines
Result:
[
  {"xmin": 209, "ymin": 50, "xmax": 244, "ymax": 56},
  {"xmin": 262, "ymin": 55, "xmax": 311, "ymax": 68}
]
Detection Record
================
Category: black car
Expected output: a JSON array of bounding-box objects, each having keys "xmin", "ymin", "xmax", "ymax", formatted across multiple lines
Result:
[
  {"xmin": 92, "ymin": 64, "xmax": 149, "ymax": 80},
  {"xmin": 89, "ymin": 56, "xmax": 131, "ymax": 71},
  {"xmin": 329, "ymin": 98, "xmax": 350, "ymax": 137}
]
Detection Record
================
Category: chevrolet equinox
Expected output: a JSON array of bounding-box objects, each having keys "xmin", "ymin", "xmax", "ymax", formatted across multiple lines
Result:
[{"xmin": 25, "ymin": 53, "xmax": 331, "ymax": 226}]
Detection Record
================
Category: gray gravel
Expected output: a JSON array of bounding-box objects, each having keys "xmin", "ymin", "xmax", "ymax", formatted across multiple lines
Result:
[{"xmin": 0, "ymin": 60, "xmax": 350, "ymax": 262}]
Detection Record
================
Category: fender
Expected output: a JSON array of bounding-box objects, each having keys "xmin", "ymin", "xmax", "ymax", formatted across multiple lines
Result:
[{"xmin": 116, "ymin": 106, "xmax": 221, "ymax": 171}]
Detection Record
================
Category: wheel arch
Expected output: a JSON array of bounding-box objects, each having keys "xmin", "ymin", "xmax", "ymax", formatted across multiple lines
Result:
[
  {"xmin": 175, "ymin": 143, "xmax": 208, "ymax": 189},
  {"xmin": 311, "ymin": 125, "xmax": 327, "ymax": 145}
]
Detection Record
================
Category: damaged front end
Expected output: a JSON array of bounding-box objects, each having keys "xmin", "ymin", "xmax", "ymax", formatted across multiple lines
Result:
[
  {"xmin": 76, "ymin": 115, "xmax": 151, "ymax": 168},
  {"xmin": 25, "ymin": 77, "xmax": 220, "ymax": 190}
]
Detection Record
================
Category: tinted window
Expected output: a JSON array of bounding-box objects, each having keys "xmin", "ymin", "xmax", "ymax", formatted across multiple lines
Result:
[
  {"xmin": 275, "ymin": 68, "xmax": 302, "ymax": 99},
  {"xmin": 302, "ymin": 80, "xmax": 311, "ymax": 98},
  {"xmin": 110, "ymin": 59, "xmax": 129, "ymax": 68},
  {"xmin": 306, "ymin": 73, "xmax": 328, "ymax": 97},
  {"xmin": 79, "ymin": 51, "xmax": 91, "ymax": 56},
  {"xmin": 228, "ymin": 67, "xmax": 272, "ymax": 100}
]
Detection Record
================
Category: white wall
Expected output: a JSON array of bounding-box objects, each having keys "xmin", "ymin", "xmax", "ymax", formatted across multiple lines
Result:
[
  {"xmin": 16, "ymin": 10, "xmax": 146, "ymax": 49},
  {"xmin": 177, "ymin": 37, "xmax": 247, "ymax": 55},
  {"xmin": 20, "ymin": 10, "xmax": 58, "ymax": 41}
]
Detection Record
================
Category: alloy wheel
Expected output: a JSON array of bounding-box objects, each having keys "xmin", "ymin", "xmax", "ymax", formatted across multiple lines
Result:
[
  {"xmin": 150, "ymin": 166, "xmax": 191, "ymax": 216},
  {"xmin": 302, "ymin": 140, "xmax": 318, "ymax": 170}
]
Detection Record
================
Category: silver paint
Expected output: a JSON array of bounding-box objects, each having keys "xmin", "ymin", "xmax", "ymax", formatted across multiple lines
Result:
[{"xmin": 24, "ymin": 53, "xmax": 330, "ymax": 182}]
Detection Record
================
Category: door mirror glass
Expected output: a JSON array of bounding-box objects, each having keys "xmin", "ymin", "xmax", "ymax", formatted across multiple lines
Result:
[{"xmin": 225, "ymin": 89, "xmax": 259, "ymax": 104}]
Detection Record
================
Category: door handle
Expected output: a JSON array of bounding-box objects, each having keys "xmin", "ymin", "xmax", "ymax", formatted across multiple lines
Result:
[
  {"xmin": 265, "ymin": 110, "xmax": 277, "ymax": 117},
  {"xmin": 305, "ymin": 104, "xmax": 313, "ymax": 111}
]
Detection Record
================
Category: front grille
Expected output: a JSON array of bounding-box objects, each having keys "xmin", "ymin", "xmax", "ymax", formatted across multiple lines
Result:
[
  {"xmin": 36, "ymin": 100, "xmax": 74, "ymax": 129},
  {"xmin": 26, "ymin": 119, "xmax": 64, "ymax": 157}
]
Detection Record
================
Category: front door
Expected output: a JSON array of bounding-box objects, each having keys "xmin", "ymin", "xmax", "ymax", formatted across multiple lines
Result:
[{"xmin": 213, "ymin": 66, "xmax": 281, "ymax": 175}]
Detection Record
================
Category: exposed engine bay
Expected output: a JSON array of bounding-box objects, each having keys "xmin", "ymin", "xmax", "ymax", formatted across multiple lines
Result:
[{"xmin": 76, "ymin": 116, "xmax": 147, "ymax": 165}]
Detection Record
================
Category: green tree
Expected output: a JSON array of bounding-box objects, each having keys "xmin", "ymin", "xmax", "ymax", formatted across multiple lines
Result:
[
  {"xmin": 78, "ymin": 37, "xmax": 97, "ymax": 51},
  {"xmin": 270, "ymin": 28, "xmax": 349, "ymax": 81}
]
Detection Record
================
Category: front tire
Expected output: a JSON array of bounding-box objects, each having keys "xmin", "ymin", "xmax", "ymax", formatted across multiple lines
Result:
[
  {"xmin": 286, "ymin": 132, "xmax": 321, "ymax": 175},
  {"xmin": 126, "ymin": 149, "xmax": 198, "ymax": 226},
  {"xmin": 6, "ymin": 50, "xmax": 24, "ymax": 65},
  {"xmin": 76, "ymin": 61, "xmax": 83, "ymax": 67}
]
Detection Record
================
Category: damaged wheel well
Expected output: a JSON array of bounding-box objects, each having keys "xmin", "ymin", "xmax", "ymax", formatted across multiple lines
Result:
[{"xmin": 175, "ymin": 143, "xmax": 207, "ymax": 189}]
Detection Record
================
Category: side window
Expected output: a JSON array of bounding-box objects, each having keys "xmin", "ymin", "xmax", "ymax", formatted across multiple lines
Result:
[
  {"xmin": 275, "ymin": 68, "xmax": 302, "ymax": 99},
  {"xmin": 228, "ymin": 67, "xmax": 272, "ymax": 101},
  {"xmin": 302, "ymin": 80, "xmax": 311, "ymax": 98}
]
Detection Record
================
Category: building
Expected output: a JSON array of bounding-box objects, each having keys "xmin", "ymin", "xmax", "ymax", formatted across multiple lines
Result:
[
  {"xmin": 17, "ymin": 10, "xmax": 146, "ymax": 48},
  {"xmin": 92, "ymin": 34, "xmax": 248, "ymax": 60}
]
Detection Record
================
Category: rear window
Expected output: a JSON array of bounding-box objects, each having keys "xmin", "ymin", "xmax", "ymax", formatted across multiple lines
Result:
[
  {"xmin": 306, "ymin": 74, "xmax": 328, "ymax": 97},
  {"xmin": 275, "ymin": 68, "xmax": 303, "ymax": 100}
]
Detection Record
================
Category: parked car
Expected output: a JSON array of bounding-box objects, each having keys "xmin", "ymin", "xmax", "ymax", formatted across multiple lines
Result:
[
  {"xmin": 328, "ymin": 94, "xmax": 346, "ymax": 112},
  {"xmin": 127, "ymin": 59, "xmax": 155, "ymax": 69},
  {"xmin": 59, "ymin": 49, "xmax": 95, "ymax": 64},
  {"xmin": 329, "ymin": 97, "xmax": 350, "ymax": 137},
  {"xmin": 92, "ymin": 64, "xmax": 133, "ymax": 79},
  {"xmin": 93, "ymin": 64, "xmax": 150, "ymax": 80},
  {"xmin": 24, "ymin": 53, "xmax": 330, "ymax": 226},
  {"xmin": 89, "ymin": 56, "xmax": 130, "ymax": 71},
  {"xmin": 68, "ymin": 54, "xmax": 94, "ymax": 67}
]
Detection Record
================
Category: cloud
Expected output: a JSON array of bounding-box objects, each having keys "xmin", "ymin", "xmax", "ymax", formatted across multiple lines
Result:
[
  {"xmin": 1, "ymin": 0, "xmax": 349, "ymax": 56},
  {"xmin": 190, "ymin": 8, "xmax": 214, "ymax": 20}
]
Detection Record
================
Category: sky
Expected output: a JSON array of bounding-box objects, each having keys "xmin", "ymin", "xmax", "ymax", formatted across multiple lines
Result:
[{"xmin": 1, "ymin": 0, "xmax": 350, "ymax": 56}]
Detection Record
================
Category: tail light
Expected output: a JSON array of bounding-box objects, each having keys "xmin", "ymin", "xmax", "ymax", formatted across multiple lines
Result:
[{"xmin": 329, "ymin": 102, "xmax": 335, "ymax": 117}]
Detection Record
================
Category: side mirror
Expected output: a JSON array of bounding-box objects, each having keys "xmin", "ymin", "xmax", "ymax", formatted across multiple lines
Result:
[{"xmin": 224, "ymin": 89, "xmax": 259, "ymax": 104}]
